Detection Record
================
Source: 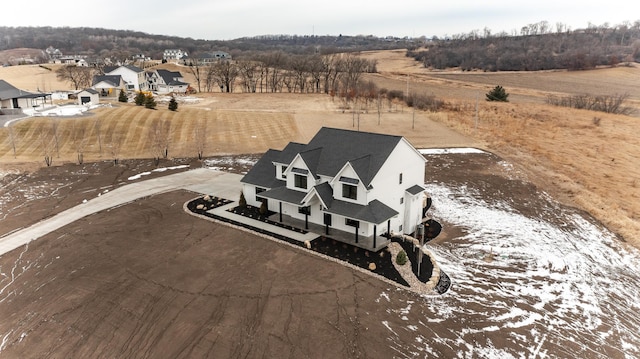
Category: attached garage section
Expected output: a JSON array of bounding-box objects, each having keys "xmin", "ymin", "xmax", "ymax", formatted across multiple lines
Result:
[{"xmin": 77, "ymin": 89, "xmax": 100, "ymax": 105}]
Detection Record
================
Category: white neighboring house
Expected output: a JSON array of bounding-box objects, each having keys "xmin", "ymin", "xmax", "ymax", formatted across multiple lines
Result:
[
  {"xmin": 163, "ymin": 49, "xmax": 188, "ymax": 62},
  {"xmin": 92, "ymin": 75, "xmax": 125, "ymax": 97},
  {"xmin": 77, "ymin": 88, "xmax": 99, "ymax": 105},
  {"xmin": 0, "ymin": 79, "xmax": 51, "ymax": 111},
  {"xmin": 104, "ymin": 65, "xmax": 147, "ymax": 91},
  {"xmin": 155, "ymin": 69, "xmax": 189, "ymax": 94},
  {"xmin": 240, "ymin": 127, "xmax": 427, "ymax": 248}
]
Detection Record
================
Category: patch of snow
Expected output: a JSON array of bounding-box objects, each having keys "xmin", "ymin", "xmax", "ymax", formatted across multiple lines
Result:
[
  {"xmin": 127, "ymin": 165, "xmax": 189, "ymax": 181},
  {"xmin": 418, "ymin": 148, "xmax": 486, "ymax": 155}
]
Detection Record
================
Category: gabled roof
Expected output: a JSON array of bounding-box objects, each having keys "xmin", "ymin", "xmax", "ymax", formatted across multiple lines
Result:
[
  {"xmin": 0, "ymin": 80, "xmax": 45, "ymax": 100},
  {"xmin": 298, "ymin": 147, "xmax": 323, "ymax": 178},
  {"xmin": 305, "ymin": 127, "xmax": 402, "ymax": 187},
  {"xmin": 79, "ymin": 88, "xmax": 99, "ymax": 95},
  {"xmin": 156, "ymin": 69, "xmax": 188, "ymax": 86},
  {"xmin": 104, "ymin": 65, "xmax": 144, "ymax": 74},
  {"xmin": 92, "ymin": 75, "xmax": 123, "ymax": 87}
]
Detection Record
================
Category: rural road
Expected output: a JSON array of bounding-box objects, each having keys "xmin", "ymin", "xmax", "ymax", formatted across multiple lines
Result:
[{"xmin": 0, "ymin": 168, "xmax": 242, "ymax": 256}]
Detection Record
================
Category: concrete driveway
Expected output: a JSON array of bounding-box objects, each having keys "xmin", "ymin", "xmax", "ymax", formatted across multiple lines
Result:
[{"xmin": 0, "ymin": 168, "xmax": 242, "ymax": 256}]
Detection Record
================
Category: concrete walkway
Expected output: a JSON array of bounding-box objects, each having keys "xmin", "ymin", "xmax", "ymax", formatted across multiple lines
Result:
[{"xmin": 0, "ymin": 168, "xmax": 243, "ymax": 256}]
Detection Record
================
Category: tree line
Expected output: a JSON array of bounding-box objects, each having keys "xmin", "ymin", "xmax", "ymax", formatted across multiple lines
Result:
[{"xmin": 409, "ymin": 20, "xmax": 640, "ymax": 71}]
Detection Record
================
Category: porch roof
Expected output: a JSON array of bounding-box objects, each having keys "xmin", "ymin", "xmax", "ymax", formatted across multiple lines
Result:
[
  {"xmin": 259, "ymin": 186, "xmax": 306, "ymax": 205},
  {"xmin": 326, "ymin": 199, "xmax": 398, "ymax": 225}
]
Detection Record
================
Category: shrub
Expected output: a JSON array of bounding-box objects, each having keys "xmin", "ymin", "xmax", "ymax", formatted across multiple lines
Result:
[
  {"xmin": 486, "ymin": 85, "xmax": 509, "ymax": 102},
  {"xmin": 396, "ymin": 250, "xmax": 408, "ymax": 265},
  {"xmin": 134, "ymin": 92, "xmax": 146, "ymax": 106},
  {"xmin": 259, "ymin": 199, "xmax": 268, "ymax": 216},
  {"xmin": 168, "ymin": 96, "xmax": 178, "ymax": 111},
  {"xmin": 118, "ymin": 89, "xmax": 128, "ymax": 103},
  {"xmin": 144, "ymin": 94, "xmax": 157, "ymax": 109},
  {"xmin": 239, "ymin": 192, "xmax": 247, "ymax": 208}
]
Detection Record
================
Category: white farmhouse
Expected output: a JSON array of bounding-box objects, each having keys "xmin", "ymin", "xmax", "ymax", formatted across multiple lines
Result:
[
  {"xmin": 104, "ymin": 65, "xmax": 147, "ymax": 91},
  {"xmin": 240, "ymin": 127, "xmax": 427, "ymax": 248},
  {"xmin": 163, "ymin": 49, "xmax": 188, "ymax": 62}
]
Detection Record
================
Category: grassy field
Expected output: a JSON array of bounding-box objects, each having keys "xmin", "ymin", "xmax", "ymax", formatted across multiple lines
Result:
[{"xmin": 1, "ymin": 52, "xmax": 639, "ymax": 248}]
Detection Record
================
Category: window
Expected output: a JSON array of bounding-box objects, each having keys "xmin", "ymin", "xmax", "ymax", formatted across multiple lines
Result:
[
  {"xmin": 294, "ymin": 174, "xmax": 307, "ymax": 189},
  {"xmin": 345, "ymin": 218, "xmax": 360, "ymax": 227},
  {"xmin": 342, "ymin": 184, "xmax": 357, "ymax": 200},
  {"xmin": 255, "ymin": 187, "xmax": 266, "ymax": 201},
  {"xmin": 298, "ymin": 206, "xmax": 311, "ymax": 215},
  {"xmin": 281, "ymin": 165, "xmax": 287, "ymax": 179},
  {"xmin": 400, "ymin": 197, "xmax": 404, "ymax": 204},
  {"xmin": 399, "ymin": 173, "xmax": 403, "ymax": 184}
]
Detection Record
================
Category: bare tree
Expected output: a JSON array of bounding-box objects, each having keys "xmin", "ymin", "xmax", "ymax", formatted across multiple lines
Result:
[
  {"xmin": 187, "ymin": 61, "xmax": 204, "ymax": 92},
  {"xmin": 38, "ymin": 126, "xmax": 54, "ymax": 166},
  {"xmin": 93, "ymin": 118, "xmax": 103, "ymax": 156},
  {"xmin": 148, "ymin": 118, "xmax": 172, "ymax": 163},
  {"xmin": 212, "ymin": 61, "xmax": 238, "ymax": 93},
  {"xmin": 107, "ymin": 131, "xmax": 123, "ymax": 165},
  {"xmin": 50, "ymin": 118, "xmax": 60, "ymax": 158},
  {"xmin": 71, "ymin": 121, "xmax": 87, "ymax": 164},
  {"xmin": 55, "ymin": 65, "xmax": 95, "ymax": 90},
  {"xmin": 237, "ymin": 60, "xmax": 259, "ymax": 93},
  {"xmin": 7, "ymin": 124, "xmax": 17, "ymax": 158},
  {"xmin": 193, "ymin": 118, "xmax": 208, "ymax": 160}
]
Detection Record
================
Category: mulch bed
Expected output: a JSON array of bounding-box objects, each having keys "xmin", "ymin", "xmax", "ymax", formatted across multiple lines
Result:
[{"xmin": 186, "ymin": 196, "xmax": 410, "ymax": 287}]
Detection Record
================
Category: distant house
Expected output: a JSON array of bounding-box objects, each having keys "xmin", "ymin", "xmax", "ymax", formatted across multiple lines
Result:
[
  {"xmin": 104, "ymin": 65, "xmax": 147, "ymax": 91},
  {"xmin": 196, "ymin": 51, "xmax": 232, "ymax": 64},
  {"xmin": 77, "ymin": 88, "xmax": 99, "ymax": 105},
  {"xmin": 0, "ymin": 79, "xmax": 51, "ymax": 111},
  {"xmin": 155, "ymin": 69, "xmax": 189, "ymax": 94},
  {"xmin": 92, "ymin": 75, "xmax": 125, "ymax": 97},
  {"xmin": 163, "ymin": 49, "xmax": 188, "ymax": 62},
  {"xmin": 240, "ymin": 127, "xmax": 428, "ymax": 248}
]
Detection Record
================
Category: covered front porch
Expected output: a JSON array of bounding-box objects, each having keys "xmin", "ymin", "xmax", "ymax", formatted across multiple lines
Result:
[{"xmin": 267, "ymin": 211, "xmax": 392, "ymax": 252}]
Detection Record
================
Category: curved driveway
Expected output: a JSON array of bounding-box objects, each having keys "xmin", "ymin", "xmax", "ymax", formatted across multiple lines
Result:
[{"xmin": 0, "ymin": 169, "xmax": 242, "ymax": 256}]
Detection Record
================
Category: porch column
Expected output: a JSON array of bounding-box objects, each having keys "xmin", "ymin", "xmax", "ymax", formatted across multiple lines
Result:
[
  {"xmin": 373, "ymin": 225, "xmax": 377, "ymax": 249},
  {"xmin": 354, "ymin": 223, "xmax": 359, "ymax": 244},
  {"xmin": 387, "ymin": 220, "xmax": 391, "ymax": 238},
  {"xmin": 279, "ymin": 202, "xmax": 282, "ymax": 222},
  {"xmin": 305, "ymin": 212, "xmax": 309, "ymax": 230}
]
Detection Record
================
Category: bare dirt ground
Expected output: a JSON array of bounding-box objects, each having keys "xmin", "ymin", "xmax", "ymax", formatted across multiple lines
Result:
[{"xmin": 1, "ymin": 152, "xmax": 637, "ymax": 358}]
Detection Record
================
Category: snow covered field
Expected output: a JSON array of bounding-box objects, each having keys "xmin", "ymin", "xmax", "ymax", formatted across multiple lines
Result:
[{"xmin": 381, "ymin": 151, "xmax": 640, "ymax": 358}]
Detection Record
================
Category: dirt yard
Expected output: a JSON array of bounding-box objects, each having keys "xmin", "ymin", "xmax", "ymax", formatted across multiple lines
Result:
[{"xmin": 1, "ymin": 152, "xmax": 637, "ymax": 357}]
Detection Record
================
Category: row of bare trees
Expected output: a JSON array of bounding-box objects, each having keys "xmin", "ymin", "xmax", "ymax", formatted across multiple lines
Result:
[
  {"xmin": 5, "ymin": 117, "xmax": 212, "ymax": 167},
  {"xmin": 187, "ymin": 52, "xmax": 377, "ymax": 95},
  {"xmin": 546, "ymin": 93, "xmax": 634, "ymax": 115}
]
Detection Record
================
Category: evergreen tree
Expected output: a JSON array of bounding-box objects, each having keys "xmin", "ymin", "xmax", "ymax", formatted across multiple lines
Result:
[
  {"xmin": 144, "ymin": 94, "xmax": 157, "ymax": 109},
  {"xmin": 168, "ymin": 96, "xmax": 178, "ymax": 111},
  {"xmin": 134, "ymin": 91, "xmax": 146, "ymax": 106},
  {"xmin": 118, "ymin": 89, "xmax": 128, "ymax": 103},
  {"xmin": 486, "ymin": 85, "xmax": 509, "ymax": 102}
]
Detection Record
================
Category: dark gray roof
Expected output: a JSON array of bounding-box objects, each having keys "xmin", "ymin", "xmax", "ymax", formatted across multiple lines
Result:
[
  {"xmin": 104, "ymin": 65, "xmax": 143, "ymax": 74},
  {"xmin": 326, "ymin": 199, "xmax": 398, "ymax": 224},
  {"xmin": 0, "ymin": 80, "xmax": 47, "ymax": 100},
  {"xmin": 313, "ymin": 182, "xmax": 334, "ymax": 208},
  {"xmin": 242, "ymin": 143, "xmax": 306, "ymax": 188},
  {"xmin": 259, "ymin": 186, "xmax": 306, "ymax": 205},
  {"xmin": 306, "ymin": 127, "xmax": 402, "ymax": 187},
  {"xmin": 156, "ymin": 69, "xmax": 188, "ymax": 86},
  {"xmin": 92, "ymin": 75, "xmax": 123, "ymax": 87},
  {"xmin": 240, "ymin": 149, "xmax": 284, "ymax": 188},
  {"xmin": 406, "ymin": 184, "xmax": 425, "ymax": 196},
  {"xmin": 80, "ymin": 88, "xmax": 99, "ymax": 95}
]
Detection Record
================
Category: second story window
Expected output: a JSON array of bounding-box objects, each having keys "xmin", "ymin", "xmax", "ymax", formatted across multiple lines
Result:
[
  {"xmin": 281, "ymin": 166, "xmax": 287, "ymax": 179},
  {"xmin": 342, "ymin": 184, "xmax": 357, "ymax": 200},
  {"xmin": 399, "ymin": 173, "xmax": 403, "ymax": 184},
  {"xmin": 294, "ymin": 174, "xmax": 307, "ymax": 189}
]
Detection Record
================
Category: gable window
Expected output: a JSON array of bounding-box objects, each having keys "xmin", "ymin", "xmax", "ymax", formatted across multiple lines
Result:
[
  {"xmin": 294, "ymin": 174, "xmax": 307, "ymax": 189},
  {"xmin": 345, "ymin": 218, "xmax": 360, "ymax": 228},
  {"xmin": 342, "ymin": 184, "xmax": 357, "ymax": 200},
  {"xmin": 255, "ymin": 187, "xmax": 266, "ymax": 201},
  {"xmin": 399, "ymin": 173, "xmax": 403, "ymax": 184}
]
